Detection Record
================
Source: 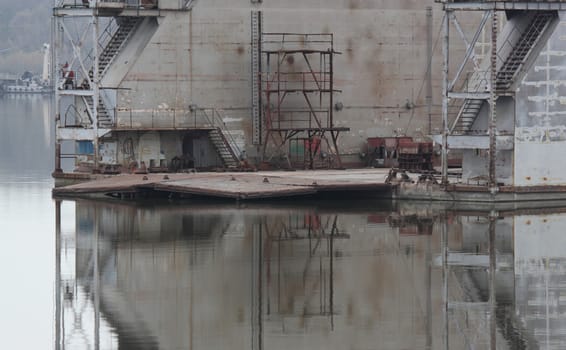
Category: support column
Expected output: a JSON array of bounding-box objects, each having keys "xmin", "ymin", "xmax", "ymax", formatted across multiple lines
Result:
[
  {"xmin": 442, "ymin": 13, "xmax": 450, "ymax": 185},
  {"xmin": 92, "ymin": 15, "xmax": 100, "ymax": 173},
  {"xmin": 54, "ymin": 16, "xmax": 62, "ymax": 174},
  {"xmin": 427, "ymin": 6, "xmax": 433, "ymax": 135}
]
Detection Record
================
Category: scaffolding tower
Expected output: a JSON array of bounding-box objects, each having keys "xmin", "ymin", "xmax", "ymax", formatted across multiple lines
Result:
[{"xmin": 259, "ymin": 33, "xmax": 350, "ymax": 169}]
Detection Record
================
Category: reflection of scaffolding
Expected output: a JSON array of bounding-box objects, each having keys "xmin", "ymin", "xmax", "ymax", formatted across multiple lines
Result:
[
  {"xmin": 260, "ymin": 33, "xmax": 350, "ymax": 169},
  {"xmin": 55, "ymin": 200, "xmax": 115, "ymax": 350},
  {"xmin": 257, "ymin": 213, "xmax": 348, "ymax": 333}
]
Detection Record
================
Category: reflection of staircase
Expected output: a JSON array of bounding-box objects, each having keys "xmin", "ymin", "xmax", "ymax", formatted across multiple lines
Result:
[
  {"xmin": 208, "ymin": 128, "xmax": 240, "ymax": 169},
  {"xmin": 98, "ymin": 17, "xmax": 141, "ymax": 76},
  {"xmin": 452, "ymin": 99, "xmax": 484, "ymax": 134},
  {"xmin": 83, "ymin": 96, "xmax": 113, "ymax": 129},
  {"xmin": 496, "ymin": 12, "xmax": 555, "ymax": 91}
]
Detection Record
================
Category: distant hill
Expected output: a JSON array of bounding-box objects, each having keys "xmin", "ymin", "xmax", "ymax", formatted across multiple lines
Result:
[{"xmin": 0, "ymin": 0, "xmax": 51, "ymax": 74}]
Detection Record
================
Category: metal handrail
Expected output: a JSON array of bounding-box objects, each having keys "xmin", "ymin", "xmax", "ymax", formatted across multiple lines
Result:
[
  {"xmin": 201, "ymin": 109, "xmax": 242, "ymax": 159},
  {"xmin": 55, "ymin": 0, "xmax": 158, "ymax": 9}
]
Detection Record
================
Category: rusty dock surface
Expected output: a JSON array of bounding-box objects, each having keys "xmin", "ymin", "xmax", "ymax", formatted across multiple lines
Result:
[{"xmin": 52, "ymin": 169, "xmax": 395, "ymax": 200}]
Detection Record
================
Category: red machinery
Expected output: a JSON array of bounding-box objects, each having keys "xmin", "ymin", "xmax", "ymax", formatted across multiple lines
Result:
[{"xmin": 367, "ymin": 137, "xmax": 434, "ymax": 171}]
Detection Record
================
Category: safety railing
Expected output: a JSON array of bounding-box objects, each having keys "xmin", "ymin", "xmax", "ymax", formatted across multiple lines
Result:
[
  {"xmin": 54, "ymin": 0, "xmax": 157, "ymax": 9},
  {"xmin": 203, "ymin": 109, "xmax": 242, "ymax": 161},
  {"xmin": 108, "ymin": 107, "xmax": 241, "ymax": 155}
]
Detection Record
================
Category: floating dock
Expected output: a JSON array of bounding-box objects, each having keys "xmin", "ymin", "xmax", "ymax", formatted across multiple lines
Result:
[{"xmin": 52, "ymin": 169, "xmax": 395, "ymax": 200}]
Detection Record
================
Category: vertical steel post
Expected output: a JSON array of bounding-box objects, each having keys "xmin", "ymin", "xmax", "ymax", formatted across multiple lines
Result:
[
  {"xmin": 93, "ymin": 15, "xmax": 100, "ymax": 172},
  {"xmin": 329, "ymin": 35, "xmax": 334, "ymax": 128},
  {"xmin": 54, "ymin": 16, "xmax": 62, "ymax": 174},
  {"xmin": 427, "ymin": 6, "xmax": 433, "ymax": 135},
  {"xmin": 489, "ymin": 11, "xmax": 498, "ymax": 190},
  {"xmin": 442, "ymin": 13, "xmax": 450, "ymax": 185}
]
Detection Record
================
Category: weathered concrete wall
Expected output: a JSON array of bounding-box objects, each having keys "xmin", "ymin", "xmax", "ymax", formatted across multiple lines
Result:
[
  {"xmin": 107, "ymin": 130, "xmax": 222, "ymax": 169},
  {"xmin": 114, "ymin": 1, "xmax": 477, "ymax": 164},
  {"xmin": 515, "ymin": 14, "xmax": 566, "ymax": 186},
  {"xmin": 461, "ymin": 97, "xmax": 515, "ymax": 185}
]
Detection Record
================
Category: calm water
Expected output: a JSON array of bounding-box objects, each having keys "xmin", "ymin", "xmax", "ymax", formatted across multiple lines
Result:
[{"xmin": 2, "ymin": 96, "xmax": 566, "ymax": 349}]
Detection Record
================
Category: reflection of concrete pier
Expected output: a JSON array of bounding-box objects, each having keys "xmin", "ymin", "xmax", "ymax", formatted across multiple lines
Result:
[{"xmin": 54, "ymin": 199, "xmax": 566, "ymax": 349}]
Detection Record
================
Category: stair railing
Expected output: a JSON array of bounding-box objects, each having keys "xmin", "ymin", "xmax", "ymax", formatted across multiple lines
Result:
[
  {"xmin": 199, "ymin": 108, "xmax": 242, "ymax": 162},
  {"xmin": 449, "ymin": 70, "xmax": 489, "ymax": 133},
  {"xmin": 85, "ymin": 18, "xmax": 119, "ymax": 72}
]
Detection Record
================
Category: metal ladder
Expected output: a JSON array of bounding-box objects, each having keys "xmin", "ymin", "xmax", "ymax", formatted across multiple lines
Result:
[
  {"xmin": 496, "ymin": 12, "xmax": 555, "ymax": 91},
  {"xmin": 251, "ymin": 11, "xmax": 262, "ymax": 145},
  {"xmin": 98, "ymin": 17, "xmax": 141, "ymax": 77}
]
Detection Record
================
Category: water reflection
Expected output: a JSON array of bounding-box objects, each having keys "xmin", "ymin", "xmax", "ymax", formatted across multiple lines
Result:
[
  {"xmin": 0, "ymin": 94, "xmax": 54, "ymax": 178},
  {"xmin": 54, "ymin": 200, "xmax": 566, "ymax": 349}
]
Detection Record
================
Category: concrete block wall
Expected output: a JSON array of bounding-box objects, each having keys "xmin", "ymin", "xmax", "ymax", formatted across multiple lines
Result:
[{"xmin": 113, "ymin": 1, "xmax": 478, "ymax": 165}]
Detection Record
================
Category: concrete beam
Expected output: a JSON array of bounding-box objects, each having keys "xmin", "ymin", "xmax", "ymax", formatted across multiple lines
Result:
[
  {"xmin": 432, "ymin": 135, "xmax": 514, "ymax": 150},
  {"xmin": 57, "ymin": 127, "xmax": 111, "ymax": 140},
  {"xmin": 443, "ymin": 2, "xmax": 566, "ymax": 11},
  {"xmin": 58, "ymin": 89, "xmax": 94, "ymax": 97},
  {"xmin": 448, "ymin": 92, "xmax": 490, "ymax": 100},
  {"xmin": 53, "ymin": 8, "xmax": 162, "ymax": 17}
]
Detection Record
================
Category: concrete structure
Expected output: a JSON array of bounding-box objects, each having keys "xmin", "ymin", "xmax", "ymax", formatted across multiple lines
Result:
[
  {"xmin": 52, "ymin": 0, "xmax": 460, "ymax": 174},
  {"xmin": 52, "ymin": 0, "xmax": 566, "ymax": 199},
  {"xmin": 437, "ymin": 0, "xmax": 566, "ymax": 193}
]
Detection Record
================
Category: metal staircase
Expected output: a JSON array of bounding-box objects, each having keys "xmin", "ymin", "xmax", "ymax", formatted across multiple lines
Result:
[
  {"xmin": 83, "ymin": 96, "xmax": 113, "ymax": 129},
  {"xmin": 496, "ymin": 12, "xmax": 555, "ymax": 91},
  {"xmin": 98, "ymin": 17, "xmax": 141, "ymax": 76},
  {"xmin": 451, "ymin": 11, "xmax": 555, "ymax": 134},
  {"xmin": 452, "ymin": 99, "xmax": 484, "ymax": 134},
  {"xmin": 208, "ymin": 128, "xmax": 240, "ymax": 169}
]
